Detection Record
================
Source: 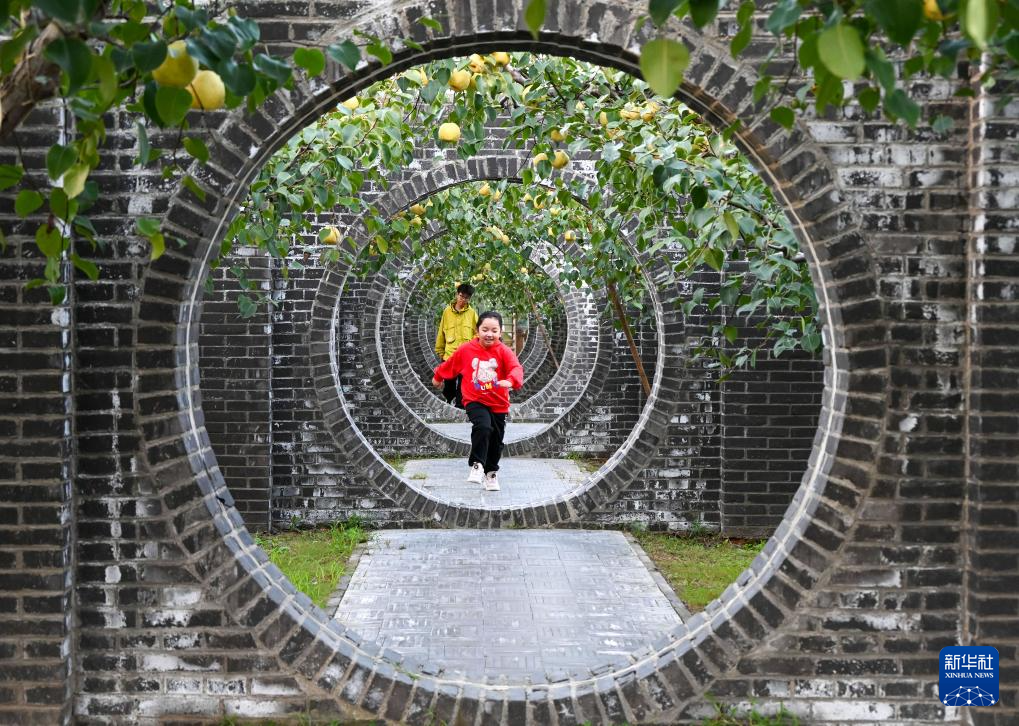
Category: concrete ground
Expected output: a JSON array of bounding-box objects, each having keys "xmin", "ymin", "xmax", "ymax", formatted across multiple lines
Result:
[
  {"xmin": 329, "ymin": 529, "xmax": 687, "ymax": 683},
  {"xmin": 401, "ymin": 457, "xmax": 592, "ymax": 507}
]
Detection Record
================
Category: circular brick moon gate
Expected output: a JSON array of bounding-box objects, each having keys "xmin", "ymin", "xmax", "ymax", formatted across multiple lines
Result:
[
  {"xmin": 351, "ymin": 213, "xmax": 617, "ymax": 461},
  {"xmin": 377, "ymin": 255, "xmax": 585, "ymax": 423},
  {"xmin": 145, "ymin": 14, "xmax": 886, "ymax": 726}
]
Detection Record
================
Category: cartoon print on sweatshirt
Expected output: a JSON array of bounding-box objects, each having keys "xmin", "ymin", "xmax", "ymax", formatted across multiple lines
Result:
[{"xmin": 472, "ymin": 357, "xmax": 499, "ymax": 391}]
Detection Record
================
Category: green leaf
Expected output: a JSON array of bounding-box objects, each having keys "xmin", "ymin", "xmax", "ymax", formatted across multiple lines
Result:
[
  {"xmin": 217, "ymin": 60, "xmax": 256, "ymax": 97},
  {"xmin": 723, "ymin": 211, "xmax": 740, "ymax": 239},
  {"xmin": 704, "ymin": 248, "xmax": 725, "ymax": 271},
  {"xmin": 293, "ymin": 47, "xmax": 326, "ymax": 77},
  {"xmin": 731, "ymin": 21, "xmax": 753, "ymax": 56},
  {"xmin": 691, "ymin": 185, "xmax": 708, "ymax": 208},
  {"xmin": 46, "ymin": 145, "xmax": 77, "ymax": 181},
  {"xmin": 649, "ymin": 0, "xmax": 682, "ymax": 27},
  {"xmin": 92, "ymin": 54, "xmax": 118, "ymax": 105},
  {"xmin": 327, "ymin": 40, "xmax": 360, "ymax": 71},
  {"xmin": 35, "ymin": 225, "xmax": 63, "ymax": 256},
  {"xmin": 689, "ymin": 0, "xmax": 720, "ymax": 28},
  {"xmin": 135, "ymin": 121, "xmax": 158, "ymax": 165},
  {"xmin": 71, "ymin": 253, "xmax": 99, "ymax": 281},
  {"xmin": 858, "ymin": 86, "xmax": 881, "ymax": 112},
  {"xmin": 766, "ymin": 0, "xmax": 803, "ymax": 34},
  {"xmin": 16, "ymin": 190, "xmax": 44, "ymax": 218},
  {"xmin": 0, "ymin": 164, "xmax": 23, "ymax": 191},
  {"xmin": 149, "ymin": 232, "xmax": 165, "ymax": 260},
  {"xmin": 418, "ymin": 16, "xmax": 443, "ymax": 31},
  {"xmin": 155, "ymin": 86, "xmax": 193, "ymax": 127},
  {"xmin": 817, "ymin": 24, "xmax": 866, "ymax": 80},
  {"xmin": 183, "ymin": 136, "xmax": 210, "ymax": 164},
  {"xmin": 226, "ymin": 16, "xmax": 260, "ymax": 51},
  {"xmin": 722, "ymin": 325, "xmax": 738, "ymax": 343},
  {"xmin": 254, "ymin": 54, "xmax": 292, "ymax": 85},
  {"xmin": 525, "ymin": 0, "xmax": 547, "ymax": 39},
  {"xmin": 801, "ymin": 331, "xmax": 821, "ymax": 353},
  {"xmin": 237, "ymin": 293, "xmax": 257, "ymax": 317},
  {"xmin": 182, "ymin": 175, "xmax": 207, "ymax": 202},
  {"xmin": 963, "ymin": 0, "xmax": 999, "ymax": 49},
  {"xmin": 132, "ymin": 40, "xmax": 167, "ymax": 73},
  {"xmin": 34, "ymin": 0, "xmax": 98, "ymax": 25},
  {"xmin": 639, "ymin": 37, "xmax": 690, "ymax": 98},
  {"xmin": 865, "ymin": 0, "xmax": 924, "ymax": 45},
  {"xmin": 365, "ymin": 41, "xmax": 392, "ymax": 65},
  {"xmin": 769, "ymin": 105, "xmax": 795, "ymax": 129},
  {"xmin": 62, "ymin": 164, "xmax": 89, "ymax": 199},
  {"xmin": 884, "ymin": 88, "xmax": 921, "ymax": 126},
  {"xmin": 43, "ymin": 37, "xmax": 93, "ymax": 95},
  {"xmin": 137, "ymin": 217, "xmax": 161, "ymax": 237},
  {"xmin": 932, "ymin": 114, "xmax": 955, "ymax": 133},
  {"xmin": 49, "ymin": 188, "xmax": 74, "ymax": 221},
  {"xmin": 865, "ymin": 48, "xmax": 896, "ymax": 91}
]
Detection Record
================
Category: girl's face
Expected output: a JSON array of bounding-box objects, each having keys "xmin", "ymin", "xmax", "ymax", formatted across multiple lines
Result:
[{"xmin": 478, "ymin": 318, "xmax": 502, "ymax": 348}]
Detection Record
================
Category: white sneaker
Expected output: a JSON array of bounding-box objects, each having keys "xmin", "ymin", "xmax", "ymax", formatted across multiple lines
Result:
[
  {"xmin": 466, "ymin": 462, "xmax": 484, "ymax": 484},
  {"xmin": 484, "ymin": 471, "xmax": 500, "ymax": 491}
]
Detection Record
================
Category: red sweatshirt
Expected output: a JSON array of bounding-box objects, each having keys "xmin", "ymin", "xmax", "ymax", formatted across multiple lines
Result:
[{"xmin": 433, "ymin": 338, "xmax": 524, "ymax": 413}]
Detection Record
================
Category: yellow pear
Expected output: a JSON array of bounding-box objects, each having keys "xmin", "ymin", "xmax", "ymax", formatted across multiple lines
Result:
[
  {"xmin": 550, "ymin": 128, "xmax": 566, "ymax": 142},
  {"xmin": 599, "ymin": 111, "xmax": 609, "ymax": 126},
  {"xmin": 551, "ymin": 150, "xmax": 569, "ymax": 169},
  {"xmin": 642, "ymin": 102, "xmax": 660, "ymax": 121},
  {"xmin": 321, "ymin": 226, "xmax": 340, "ymax": 245},
  {"xmin": 491, "ymin": 51, "xmax": 510, "ymax": 66},
  {"xmin": 438, "ymin": 122, "xmax": 461, "ymax": 143},
  {"xmin": 448, "ymin": 69, "xmax": 471, "ymax": 91},
  {"xmin": 924, "ymin": 0, "xmax": 946, "ymax": 20},
  {"xmin": 532, "ymin": 152, "xmax": 548, "ymax": 167},
  {"xmin": 575, "ymin": 101, "xmax": 586, "ymax": 112},
  {"xmin": 341, "ymin": 97, "xmax": 359, "ymax": 110},
  {"xmin": 410, "ymin": 203, "xmax": 426, "ymax": 216},
  {"xmin": 410, "ymin": 216, "xmax": 423, "ymax": 227},
  {"xmin": 564, "ymin": 230, "xmax": 576, "ymax": 242},
  {"xmin": 479, "ymin": 182, "xmax": 491, "ymax": 197},
  {"xmin": 152, "ymin": 40, "xmax": 198, "ymax": 88},
  {"xmin": 468, "ymin": 53, "xmax": 486, "ymax": 73},
  {"xmin": 620, "ymin": 106, "xmax": 641, "ymax": 121},
  {"xmin": 492, "ymin": 190, "xmax": 502, "ymax": 201},
  {"xmin": 188, "ymin": 70, "xmax": 226, "ymax": 110},
  {"xmin": 406, "ymin": 68, "xmax": 427, "ymax": 85}
]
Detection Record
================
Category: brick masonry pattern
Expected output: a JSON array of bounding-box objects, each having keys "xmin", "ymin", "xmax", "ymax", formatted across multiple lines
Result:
[{"xmin": 0, "ymin": 0, "xmax": 1013, "ymax": 723}]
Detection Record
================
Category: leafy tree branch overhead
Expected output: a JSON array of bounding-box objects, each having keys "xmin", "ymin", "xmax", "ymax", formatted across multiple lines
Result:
[{"xmin": 3, "ymin": 0, "xmax": 1004, "ymax": 367}]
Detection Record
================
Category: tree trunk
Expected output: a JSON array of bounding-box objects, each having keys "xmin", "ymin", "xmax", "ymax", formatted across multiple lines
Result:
[
  {"xmin": 606, "ymin": 279, "xmax": 651, "ymax": 398},
  {"xmin": 0, "ymin": 22, "xmax": 64, "ymax": 143},
  {"xmin": 525, "ymin": 293, "xmax": 559, "ymax": 369}
]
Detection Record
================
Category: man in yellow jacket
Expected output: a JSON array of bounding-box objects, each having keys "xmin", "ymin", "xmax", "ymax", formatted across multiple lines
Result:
[{"xmin": 435, "ymin": 283, "xmax": 478, "ymax": 409}]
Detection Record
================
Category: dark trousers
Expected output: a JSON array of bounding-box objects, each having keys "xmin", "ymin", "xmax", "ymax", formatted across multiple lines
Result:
[
  {"xmin": 465, "ymin": 402, "xmax": 506, "ymax": 473},
  {"xmin": 442, "ymin": 374, "xmax": 464, "ymax": 409}
]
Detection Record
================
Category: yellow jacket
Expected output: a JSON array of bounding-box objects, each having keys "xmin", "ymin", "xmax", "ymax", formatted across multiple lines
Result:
[{"xmin": 435, "ymin": 303, "xmax": 478, "ymax": 360}]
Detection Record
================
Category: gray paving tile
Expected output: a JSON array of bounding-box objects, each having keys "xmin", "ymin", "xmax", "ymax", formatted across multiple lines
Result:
[
  {"xmin": 401, "ymin": 457, "xmax": 588, "ymax": 507},
  {"xmin": 331, "ymin": 530, "xmax": 685, "ymax": 682}
]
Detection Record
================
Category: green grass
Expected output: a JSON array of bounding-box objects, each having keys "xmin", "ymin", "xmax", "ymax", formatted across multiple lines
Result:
[
  {"xmin": 697, "ymin": 703, "xmax": 799, "ymax": 725},
  {"xmin": 254, "ymin": 521, "xmax": 369, "ymax": 608},
  {"xmin": 634, "ymin": 530, "xmax": 766, "ymax": 612}
]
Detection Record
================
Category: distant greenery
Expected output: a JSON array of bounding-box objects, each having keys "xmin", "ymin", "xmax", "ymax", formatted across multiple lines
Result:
[
  {"xmin": 635, "ymin": 530, "xmax": 766, "ymax": 611},
  {"xmin": 254, "ymin": 520, "xmax": 368, "ymax": 608}
]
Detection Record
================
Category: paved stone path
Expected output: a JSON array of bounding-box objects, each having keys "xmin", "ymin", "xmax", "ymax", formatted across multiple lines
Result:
[
  {"xmin": 401, "ymin": 457, "xmax": 589, "ymax": 507},
  {"xmin": 329, "ymin": 530, "xmax": 687, "ymax": 682},
  {"xmin": 428, "ymin": 421, "xmax": 548, "ymax": 443}
]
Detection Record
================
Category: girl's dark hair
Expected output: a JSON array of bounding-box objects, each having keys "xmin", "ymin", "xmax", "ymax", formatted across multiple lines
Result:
[{"xmin": 477, "ymin": 310, "xmax": 503, "ymax": 328}]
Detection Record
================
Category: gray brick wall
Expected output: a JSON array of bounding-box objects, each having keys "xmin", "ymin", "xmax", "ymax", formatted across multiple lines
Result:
[{"xmin": 0, "ymin": 0, "xmax": 1014, "ymax": 723}]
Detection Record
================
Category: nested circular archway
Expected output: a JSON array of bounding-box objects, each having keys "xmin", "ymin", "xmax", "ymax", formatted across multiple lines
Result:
[{"xmin": 147, "ymin": 13, "xmax": 882, "ymax": 722}]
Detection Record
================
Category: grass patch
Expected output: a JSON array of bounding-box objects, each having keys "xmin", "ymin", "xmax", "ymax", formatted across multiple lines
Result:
[
  {"xmin": 698, "ymin": 703, "xmax": 799, "ymax": 725},
  {"xmin": 383, "ymin": 455, "xmax": 407, "ymax": 474},
  {"xmin": 634, "ymin": 530, "xmax": 766, "ymax": 612},
  {"xmin": 254, "ymin": 521, "xmax": 369, "ymax": 608},
  {"xmin": 564, "ymin": 452, "xmax": 608, "ymax": 474}
]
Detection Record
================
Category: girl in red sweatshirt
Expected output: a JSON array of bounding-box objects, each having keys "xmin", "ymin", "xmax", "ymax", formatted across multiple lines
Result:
[{"xmin": 432, "ymin": 311, "xmax": 524, "ymax": 491}]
